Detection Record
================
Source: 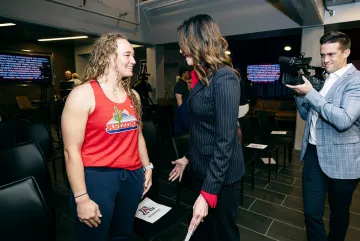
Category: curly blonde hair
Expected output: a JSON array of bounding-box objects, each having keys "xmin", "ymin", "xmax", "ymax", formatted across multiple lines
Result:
[
  {"xmin": 82, "ymin": 32, "xmax": 142, "ymax": 123},
  {"xmin": 177, "ymin": 14, "xmax": 239, "ymax": 85}
]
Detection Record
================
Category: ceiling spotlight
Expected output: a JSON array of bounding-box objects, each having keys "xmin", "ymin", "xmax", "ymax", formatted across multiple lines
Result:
[
  {"xmin": 0, "ymin": 23, "xmax": 16, "ymax": 27},
  {"xmin": 225, "ymin": 50, "xmax": 231, "ymax": 55},
  {"xmin": 21, "ymin": 49, "xmax": 32, "ymax": 52},
  {"xmin": 131, "ymin": 44, "xmax": 143, "ymax": 48},
  {"xmin": 38, "ymin": 36, "xmax": 88, "ymax": 42},
  {"xmin": 284, "ymin": 46, "xmax": 291, "ymax": 51}
]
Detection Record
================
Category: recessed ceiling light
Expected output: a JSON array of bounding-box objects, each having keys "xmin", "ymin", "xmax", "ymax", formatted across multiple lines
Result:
[
  {"xmin": 38, "ymin": 36, "xmax": 88, "ymax": 42},
  {"xmin": 132, "ymin": 44, "xmax": 143, "ymax": 48},
  {"xmin": 0, "ymin": 23, "xmax": 16, "ymax": 27},
  {"xmin": 284, "ymin": 46, "xmax": 291, "ymax": 51},
  {"xmin": 21, "ymin": 49, "xmax": 32, "ymax": 52},
  {"xmin": 225, "ymin": 50, "xmax": 231, "ymax": 55}
]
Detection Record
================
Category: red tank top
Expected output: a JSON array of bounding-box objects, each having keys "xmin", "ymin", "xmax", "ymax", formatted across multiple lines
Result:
[{"xmin": 81, "ymin": 81, "xmax": 142, "ymax": 169}]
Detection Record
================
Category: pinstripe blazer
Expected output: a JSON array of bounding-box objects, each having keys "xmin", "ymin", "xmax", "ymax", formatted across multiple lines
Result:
[
  {"xmin": 296, "ymin": 65, "xmax": 360, "ymax": 179},
  {"xmin": 187, "ymin": 66, "xmax": 245, "ymax": 194}
]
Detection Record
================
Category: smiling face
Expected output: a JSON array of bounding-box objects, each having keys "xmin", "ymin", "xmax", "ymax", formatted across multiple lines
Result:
[
  {"xmin": 113, "ymin": 39, "xmax": 136, "ymax": 77},
  {"xmin": 320, "ymin": 42, "xmax": 350, "ymax": 73}
]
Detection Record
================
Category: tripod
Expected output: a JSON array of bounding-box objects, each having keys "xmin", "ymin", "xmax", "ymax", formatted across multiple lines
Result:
[{"xmin": 38, "ymin": 75, "xmax": 64, "ymax": 145}]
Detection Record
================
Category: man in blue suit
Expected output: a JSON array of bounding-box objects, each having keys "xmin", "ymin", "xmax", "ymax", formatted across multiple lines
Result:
[{"xmin": 287, "ymin": 31, "xmax": 360, "ymax": 241}]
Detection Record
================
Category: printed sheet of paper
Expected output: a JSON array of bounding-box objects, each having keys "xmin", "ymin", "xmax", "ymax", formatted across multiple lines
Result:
[
  {"xmin": 247, "ymin": 143, "xmax": 268, "ymax": 149},
  {"xmin": 135, "ymin": 197, "xmax": 172, "ymax": 223},
  {"xmin": 261, "ymin": 158, "xmax": 277, "ymax": 164},
  {"xmin": 271, "ymin": 131, "xmax": 287, "ymax": 135},
  {"xmin": 184, "ymin": 232, "xmax": 193, "ymax": 241}
]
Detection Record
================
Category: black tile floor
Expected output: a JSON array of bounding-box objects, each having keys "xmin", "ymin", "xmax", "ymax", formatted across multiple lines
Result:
[{"xmin": 52, "ymin": 141, "xmax": 360, "ymax": 241}]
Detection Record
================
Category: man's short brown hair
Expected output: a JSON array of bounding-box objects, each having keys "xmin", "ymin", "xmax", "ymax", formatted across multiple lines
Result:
[{"xmin": 320, "ymin": 31, "xmax": 351, "ymax": 50}]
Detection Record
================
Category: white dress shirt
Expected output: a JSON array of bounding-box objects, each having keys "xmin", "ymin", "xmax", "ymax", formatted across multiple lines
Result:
[{"xmin": 308, "ymin": 64, "xmax": 353, "ymax": 145}]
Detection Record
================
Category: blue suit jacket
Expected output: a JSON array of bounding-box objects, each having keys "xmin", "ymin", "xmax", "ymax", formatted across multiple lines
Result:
[
  {"xmin": 296, "ymin": 65, "xmax": 360, "ymax": 179},
  {"xmin": 187, "ymin": 66, "xmax": 245, "ymax": 194}
]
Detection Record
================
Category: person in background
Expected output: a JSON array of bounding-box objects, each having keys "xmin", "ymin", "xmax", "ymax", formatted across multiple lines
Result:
[
  {"xmin": 72, "ymin": 73, "xmax": 81, "ymax": 87},
  {"xmin": 145, "ymin": 78, "xmax": 153, "ymax": 103},
  {"xmin": 187, "ymin": 78, "xmax": 192, "ymax": 90},
  {"xmin": 65, "ymin": 70, "xmax": 72, "ymax": 81},
  {"xmin": 134, "ymin": 74, "xmax": 153, "ymax": 108},
  {"xmin": 286, "ymin": 31, "xmax": 360, "ymax": 241},
  {"xmin": 61, "ymin": 32, "xmax": 153, "ymax": 241},
  {"xmin": 60, "ymin": 71, "xmax": 74, "ymax": 100},
  {"xmin": 169, "ymin": 14, "xmax": 244, "ymax": 241},
  {"xmin": 173, "ymin": 67, "xmax": 191, "ymax": 136}
]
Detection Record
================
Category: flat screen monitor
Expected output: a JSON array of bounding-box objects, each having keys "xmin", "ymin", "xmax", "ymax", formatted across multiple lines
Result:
[
  {"xmin": 0, "ymin": 52, "xmax": 52, "ymax": 84},
  {"xmin": 247, "ymin": 64, "xmax": 281, "ymax": 83}
]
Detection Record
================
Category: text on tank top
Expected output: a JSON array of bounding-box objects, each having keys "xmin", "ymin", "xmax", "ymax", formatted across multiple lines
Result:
[{"xmin": 81, "ymin": 81, "xmax": 142, "ymax": 169}]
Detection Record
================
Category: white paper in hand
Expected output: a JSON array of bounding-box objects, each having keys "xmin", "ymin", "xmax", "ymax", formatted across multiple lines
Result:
[
  {"xmin": 184, "ymin": 224, "xmax": 195, "ymax": 241},
  {"xmin": 247, "ymin": 143, "xmax": 268, "ymax": 149},
  {"xmin": 135, "ymin": 197, "xmax": 172, "ymax": 223},
  {"xmin": 184, "ymin": 232, "xmax": 193, "ymax": 241}
]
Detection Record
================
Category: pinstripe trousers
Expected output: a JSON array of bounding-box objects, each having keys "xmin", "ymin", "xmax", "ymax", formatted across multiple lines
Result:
[{"xmin": 190, "ymin": 178, "xmax": 240, "ymax": 241}]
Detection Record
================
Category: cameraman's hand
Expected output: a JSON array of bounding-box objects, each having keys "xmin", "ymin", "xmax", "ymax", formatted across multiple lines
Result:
[{"xmin": 286, "ymin": 76, "xmax": 313, "ymax": 95}]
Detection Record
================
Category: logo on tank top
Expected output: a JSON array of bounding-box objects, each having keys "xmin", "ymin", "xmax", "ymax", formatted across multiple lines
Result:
[{"xmin": 106, "ymin": 106, "xmax": 138, "ymax": 134}]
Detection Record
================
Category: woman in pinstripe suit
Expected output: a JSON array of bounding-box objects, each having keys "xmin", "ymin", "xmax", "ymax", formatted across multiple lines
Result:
[{"xmin": 169, "ymin": 14, "xmax": 245, "ymax": 241}]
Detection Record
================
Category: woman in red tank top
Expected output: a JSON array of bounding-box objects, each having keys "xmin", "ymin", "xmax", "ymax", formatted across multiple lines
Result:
[{"xmin": 62, "ymin": 33, "xmax": 153, "ymax": 241}]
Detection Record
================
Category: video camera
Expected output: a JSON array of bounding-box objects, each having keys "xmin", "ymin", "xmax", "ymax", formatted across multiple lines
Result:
[
  {"xmin": 278, "ymin": 53, "xmax": 326, "ymax": 91},
  {"xmin": 40, "ymin": 62, "xmax": 51, "ymax": 79},
  {"xmin": 134, "ymin": 72, "xmax": 152, "ymax": 106},
  {"xmin": 134, "ymin": 73, "xmax": 150, "ymax": 89},
  {"xmin": 137, "ymin": 73, "xmax": 150, "ymax": 82}
]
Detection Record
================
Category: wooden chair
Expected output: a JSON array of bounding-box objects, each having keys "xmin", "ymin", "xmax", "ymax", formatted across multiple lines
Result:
[{"xmin": 16, "ymin": 96, "xmax": 38, "ymax": 111}]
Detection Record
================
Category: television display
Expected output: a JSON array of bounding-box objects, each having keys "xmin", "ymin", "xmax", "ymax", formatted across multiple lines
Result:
[
  {"xmin": 0, "ymin": 52, "xmax": 52, "ymax": 84},
  {"xmin": 247, "ymin": 64, "xmax": 281, "ymax": 83}
]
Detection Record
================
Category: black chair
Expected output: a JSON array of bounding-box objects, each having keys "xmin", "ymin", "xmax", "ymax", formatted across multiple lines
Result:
[
  {"xmin": 0, "ymin": 103, "xmax": 10, "ymax": 121},
  {"xmin": 0, "ymin": 141, "xmax": 56, "ymax": 239},
  {"xmin": 172, "ymin": 133, "xmax": 189, "ymax": 160},
  {"xmin": 15, "ymin": 121, "xmax": 66, "ymax": 183},
  {"xmin": 237, "ymin": 117, "xmax": 257, "ymax": 204},
  {"xmin": 240, "ymin": 145, "xmax": 257, "ymax": 205},
  {"xmin": 133, "ymin": 120, "xmax": 190, "ymax": 241},
  {"xmin": 141, "ymin": 120, "xmax": 161, "ymax": 197},
  {"xmin": 239, "ymin": 116, "xmax": 279, "ymax": 183},
  {"xmin": 0, "ymin": 141, "xmax": 53, "ymax": 207},
  {"xmin": 0, "ymin": 177, "xmax": 52, "ymax": 241},
  {"xmin": 150, "ymin": 104, "xmax": 173, "ymax": 143},
  {"xmin": 0, "ymin": 122, "xmax": 16, "ymax": 150},
  {"xmin": 256, "ymin": 110, "xmax": 293, "ymax": 169}
]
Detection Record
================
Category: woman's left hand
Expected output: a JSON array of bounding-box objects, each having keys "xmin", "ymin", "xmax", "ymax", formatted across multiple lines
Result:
[
  {"xmin": 143, "ymin": 169, "xmax": 152, "ymax": 197},
  {"xmin": 188, "ymin": 194, "xmax": 209, "ymax": 233}
]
